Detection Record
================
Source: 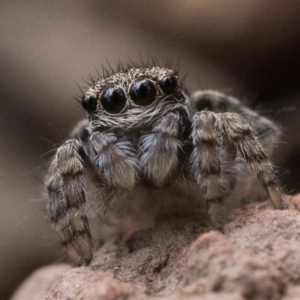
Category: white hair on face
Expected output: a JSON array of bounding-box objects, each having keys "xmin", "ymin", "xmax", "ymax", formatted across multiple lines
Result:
[
  {"xmin": 88, "ymin": 67, "xmax": 191, "ymax": 130},
  {"xmin": 91, "ymin": 96, "xmax": 190, "ymax": 130}
]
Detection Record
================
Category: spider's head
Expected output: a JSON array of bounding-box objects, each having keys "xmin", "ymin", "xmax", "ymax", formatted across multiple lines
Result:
[{"xmin": 81, "ymin": 67, "xmax": 189, "ymax": 130}]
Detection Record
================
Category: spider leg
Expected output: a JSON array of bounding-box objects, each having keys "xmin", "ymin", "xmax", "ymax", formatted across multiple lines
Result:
[
  {"xmin": 139, "ymin": 112, "xmax": 182, "ymax": 186},
  {"xmin": 222, "ymin": 112, "xmax": 283, "ymax": 209},
  {"xmin": 193, "ymin": 90, "xmax": 282, "ymax": 203},
  {"xmin": 190, "ymin": 111, "xmax": 232, "ymax": 230},
  {"xmin": 192, "ymin": 90, "xmax": 282, "ymax": 157},
  {"xmin": 45, "ymin": 139, "xmax": 93, "ymax": 266}
]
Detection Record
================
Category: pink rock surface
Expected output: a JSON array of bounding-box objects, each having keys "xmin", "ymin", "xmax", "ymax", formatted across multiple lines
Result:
[
  {"xmin": 12, "ymin": 264, "xmax": 71, "ymax": 300},
  {"xmin": 12, "ymin": 195, "xmax": 300, "ymax": 300}
]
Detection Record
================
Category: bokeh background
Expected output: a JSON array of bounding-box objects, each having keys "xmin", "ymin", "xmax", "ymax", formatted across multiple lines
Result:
[{"xmin": 1, "ymin": 1, "xmax": 300, "ymax": 298}]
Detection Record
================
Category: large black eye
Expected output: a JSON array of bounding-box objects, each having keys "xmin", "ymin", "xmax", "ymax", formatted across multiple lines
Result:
[
  {"xmin": 100, "ymin": 87, "xmax": 127, "ymax": 114},
  {"xmin": 129, "ymin": 79, "xmax": 157, "ymax": 106},
  {"xmin": 159, "ymin": 75, "xmax": 177, "ymax": 94},
  {"xmin": 82, "ymin": 94, "xmax": 97, "ymax": 111}
]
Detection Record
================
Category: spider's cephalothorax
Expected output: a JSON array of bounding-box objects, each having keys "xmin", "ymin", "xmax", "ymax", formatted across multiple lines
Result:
[
  {"xmin": 45, "ymin": 65, "xmax": 284, "ymax": 266},
  {"xmin": 83, "ymin": 67, "xmax": 190, "ymax": 129}
]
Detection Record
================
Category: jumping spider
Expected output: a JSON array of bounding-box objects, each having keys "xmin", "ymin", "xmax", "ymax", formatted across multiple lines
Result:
[{"xmin": 45, "ymin": 64, "xmax": 284, "ymax": 266}]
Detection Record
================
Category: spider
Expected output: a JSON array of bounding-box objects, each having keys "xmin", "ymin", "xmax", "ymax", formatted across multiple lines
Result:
[{"xmin": 45, "ymin": 64, "xmax": 284, "ymax": 266}]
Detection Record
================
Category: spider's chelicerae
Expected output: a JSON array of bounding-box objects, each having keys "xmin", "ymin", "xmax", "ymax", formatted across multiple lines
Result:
[{"xmin": 45, "ymin": 65, "xmax": 284, "ymax": 266}]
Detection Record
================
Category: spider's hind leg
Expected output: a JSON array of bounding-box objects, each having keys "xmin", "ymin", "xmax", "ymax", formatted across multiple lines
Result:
[
  {"xmin": 192, "ymin": 90, "xmax": 282, "ymax": 204},
  {"xmin": 222, "ymin": 112, "xmax": 283, "ymax": 209},
  {"xmin": 192, "ymin": 90, "xmax": 282, "ymax": 157}
]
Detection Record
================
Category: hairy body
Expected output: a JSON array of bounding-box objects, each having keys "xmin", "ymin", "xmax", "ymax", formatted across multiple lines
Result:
[{"xmin": 45, "ymin": 65, "xmax": 283, "ymax": 266}]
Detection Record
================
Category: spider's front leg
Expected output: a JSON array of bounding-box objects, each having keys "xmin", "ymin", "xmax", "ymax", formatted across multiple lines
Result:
[
  {"xmin": 190, "ymin": 112, "xmax": 229, "ymax": 230},
  {"xmin": 139, "ymin": 112, "xmax": 182, "ymax": 186},
  {"xmin": 46, "ymin": 139, "xmax": 93, "ymax": 266}
]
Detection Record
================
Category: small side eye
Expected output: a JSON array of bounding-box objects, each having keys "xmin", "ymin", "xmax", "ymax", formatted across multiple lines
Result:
[
  {"xmin": 129, "ymin": 79, "xmax": 157, "ymax": 106},
  {"xmin": 159, "ymin": 75, "xmax": 177, "ymax": 94},
  {"xmin": 100, "ymin": 87, "xmax": 127, "ymax": 114},
  {"xmin": 82, "ymin": 94, "xmax": 97, "ymax": 111},
  {"xmin": 218, "ymin": 98, "xmax": 227, "ymax": 112},
  {"xmin": 196, "ymin": 98, "xmax": 213, "ymax": 111}
]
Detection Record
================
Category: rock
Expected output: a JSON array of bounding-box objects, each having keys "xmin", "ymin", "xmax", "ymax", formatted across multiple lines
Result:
[
  {"xmin": 12, "ymin": 195, "xmax": 300, "ymax": 300},
  {"xmin": 12, "ymin": 264, "xmax": 71, "ymax": 300}
]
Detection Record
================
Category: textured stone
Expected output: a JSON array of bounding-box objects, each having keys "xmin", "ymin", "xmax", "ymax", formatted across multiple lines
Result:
[{"xmin": 12, "ymin": 195, "xmax": 300, "ymax": 300}]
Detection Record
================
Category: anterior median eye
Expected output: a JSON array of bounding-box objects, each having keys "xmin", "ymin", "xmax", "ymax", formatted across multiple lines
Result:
[
  {"xmin": 82, "ymin": 94, "xmax": 98, "ymax": 111},
  {"xmin": 159, "ymin": 75, "xmax": 177, "ymax": 94},
  {"xmin": 100, "ymin": 87, "xmax": 127, "ymax": 114},
  {"xmin": 129, "ymin": 79, "xmax": 157, "ymax": 106}
]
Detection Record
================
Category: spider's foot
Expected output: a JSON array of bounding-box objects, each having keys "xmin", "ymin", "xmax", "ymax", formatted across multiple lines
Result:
[
  {"xmin": 64, "ymin": 233, "xmax": 93, "ymax": 266},
  {"xmin": 211, "ymin": 222, "xmax": 225, "ymax": 234}
]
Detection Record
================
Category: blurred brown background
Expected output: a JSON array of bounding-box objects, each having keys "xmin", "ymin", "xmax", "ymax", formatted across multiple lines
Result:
[{"xmin": 1, "ymin": 1, "xmax": 300, "ymax": 299}]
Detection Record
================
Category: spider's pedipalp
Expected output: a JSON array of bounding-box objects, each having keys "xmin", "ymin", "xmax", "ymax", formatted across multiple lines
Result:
[
  {"xmin": 90, "ymin": 132, "xmax": 138, "ymax": 190},
  {"xmin": 222, "ymin": 112, "xmax": 283, "ymax": 209},
  {"xmin": 139, "ymin": 112, "xmax": 182, "ymax": 186},
  {"xmin": 46, "ymin": 139, "xmax": 93, "ymax": 266}
]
